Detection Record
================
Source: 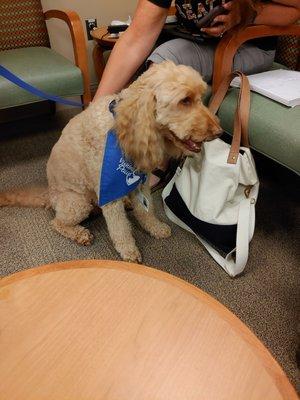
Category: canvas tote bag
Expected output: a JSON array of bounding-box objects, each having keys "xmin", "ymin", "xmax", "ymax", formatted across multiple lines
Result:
[{"xmin": 162, "ymin": 71, "xmax": 259, "ymax": 277}]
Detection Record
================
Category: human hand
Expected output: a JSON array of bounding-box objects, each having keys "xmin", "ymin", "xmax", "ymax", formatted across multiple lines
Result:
[{"xmin": 201, "ymin": 1, "xmax": 242, "ymax": 38}]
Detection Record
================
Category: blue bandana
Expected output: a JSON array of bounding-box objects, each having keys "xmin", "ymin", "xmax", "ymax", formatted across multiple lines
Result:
[{"xmin": 98, "ymin": 101, "xmax": 147, "ymax": 207}]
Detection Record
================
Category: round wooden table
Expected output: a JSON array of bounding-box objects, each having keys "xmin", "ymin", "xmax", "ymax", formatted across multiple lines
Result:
[
  {"xmin": 0, "ymin": 260, "xmax": 297, "ymax": 399},
  {"xmin": 91, "ymin": 27, "xmax": 118, "ymax": 80}
]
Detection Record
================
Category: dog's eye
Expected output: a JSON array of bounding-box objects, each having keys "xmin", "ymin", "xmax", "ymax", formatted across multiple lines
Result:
[{"xmin": 180, "ymin": 96, "xmax": 192, "ymax": 106}]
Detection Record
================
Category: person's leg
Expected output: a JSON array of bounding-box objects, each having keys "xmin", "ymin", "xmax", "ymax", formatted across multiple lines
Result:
[
  {"xmin": 147, "ymin": 38, "xmax": 276, "ymax": 82},
  {"xmin": 147, "ymin": 38, "xmax": 216, "ymax": 83},
  {"xmin": 232, "ymin": 43, "xmax": 276, "ymax": 75}
]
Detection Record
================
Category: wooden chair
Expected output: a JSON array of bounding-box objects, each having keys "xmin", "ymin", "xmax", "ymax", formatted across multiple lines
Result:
[
  {"xmin": 210, "ymin": 24, "xmax": 300, "ymax": 174},
  {"xmin": 0, "ymin": 0, "xmax": 91, "ymax": 117},
  {"xmin": 212, "ymin": 24, "xmax": 300, "ymax": 92}
]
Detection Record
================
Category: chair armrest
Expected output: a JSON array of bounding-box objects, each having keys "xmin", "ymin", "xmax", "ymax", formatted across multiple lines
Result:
[
  {"xmin": 168, "ymin": 6, "xmax": 176, "ymax": 16},
  {"xmin": 44, "ymin": 9, "xmax": 91, "ymax": 105},
  {"xmin": 212, "ymin": 24, "xmax": 300, "ymax": 93}
]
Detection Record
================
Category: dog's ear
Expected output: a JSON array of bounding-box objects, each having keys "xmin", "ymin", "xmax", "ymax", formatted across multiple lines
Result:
[{"xmin": 115, "ymin": 75, "xmax": 165, "ymax": 172}]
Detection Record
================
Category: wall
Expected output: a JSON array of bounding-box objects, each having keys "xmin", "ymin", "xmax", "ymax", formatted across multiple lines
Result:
[{"xmin": 41, "ymin": 0, "xmax": 138, "ymax": 88}]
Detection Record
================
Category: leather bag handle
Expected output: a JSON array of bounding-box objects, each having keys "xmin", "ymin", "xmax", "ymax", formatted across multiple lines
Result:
[{"xmin": 209, "ymin": 71, "xmax": 251, "ymax": 164}]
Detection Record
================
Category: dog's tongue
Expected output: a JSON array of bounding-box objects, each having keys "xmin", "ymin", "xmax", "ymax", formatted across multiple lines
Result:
[{"xmin": 183, "ymin": 138, "xmax": 202, "ymax": 152}]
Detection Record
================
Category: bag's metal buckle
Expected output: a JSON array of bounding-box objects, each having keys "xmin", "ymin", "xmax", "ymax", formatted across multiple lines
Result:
[{"xmin": 244, "ymin": 185, "xmax": 253, "ymax": 198}]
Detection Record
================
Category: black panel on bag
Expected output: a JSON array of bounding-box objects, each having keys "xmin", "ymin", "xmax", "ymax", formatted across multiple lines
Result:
[{"xmin": 165, "ymin": 184, "xmax": 237, "ymax": 255}]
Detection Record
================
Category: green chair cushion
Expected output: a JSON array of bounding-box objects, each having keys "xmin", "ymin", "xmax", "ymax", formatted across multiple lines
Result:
[
  {"xmin": 203, "ymin": 63, "xmax": 300, "ymax": 174},
  {"xmin": 0, "ymin": 47, "xmax": 84, "ymax": 108},
  {"xmin": 217, "ymin": 88, "xmax": 300, "ymax": 174}
]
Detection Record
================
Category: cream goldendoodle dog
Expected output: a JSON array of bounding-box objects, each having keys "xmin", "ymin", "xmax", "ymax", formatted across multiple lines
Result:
[{"xmin": 0, "ymin": 61, "xmax": 221, "ymax": 262}]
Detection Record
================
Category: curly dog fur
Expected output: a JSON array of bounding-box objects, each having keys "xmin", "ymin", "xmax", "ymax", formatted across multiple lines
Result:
[{"xmin": 0, "ymin": 61, "xmax": 221, "ymax": 262}]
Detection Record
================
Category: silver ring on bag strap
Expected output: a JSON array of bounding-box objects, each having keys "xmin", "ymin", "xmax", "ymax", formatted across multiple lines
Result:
[{"xmin": 208, "ymin": 71, "xmax": 251, "ymax": 164}]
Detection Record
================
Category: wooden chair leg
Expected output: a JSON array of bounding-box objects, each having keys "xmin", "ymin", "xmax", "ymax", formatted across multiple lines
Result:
[
  {"xmin": 81, "ymin": 93, "xmax": 91, "ymax": 108},
  {"xmin": 92, "ymin": 44, "xmax": 106, "ymax": 81}
]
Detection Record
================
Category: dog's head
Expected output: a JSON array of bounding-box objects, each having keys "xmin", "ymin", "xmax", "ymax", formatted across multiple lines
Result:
[{"xmin": 116, "ymin": 61, "xmax": 222, "ymax": 172}]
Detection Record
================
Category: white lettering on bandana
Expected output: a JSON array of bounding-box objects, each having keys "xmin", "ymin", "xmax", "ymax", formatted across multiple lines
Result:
[{"xmin": 98, "ymin": 101, "xmax": 147, "ymax": 207}]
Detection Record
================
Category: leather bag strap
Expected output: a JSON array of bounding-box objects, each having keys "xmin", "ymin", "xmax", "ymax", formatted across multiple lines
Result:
[{"xmin": 209, "ymin": 71, "xmax": 251, "ymax": 164}]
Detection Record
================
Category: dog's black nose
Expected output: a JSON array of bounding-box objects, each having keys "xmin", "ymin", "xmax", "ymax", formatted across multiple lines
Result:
[{"xmin": 205, "ymin": 130, "xmax": 223, "ymax": 142}]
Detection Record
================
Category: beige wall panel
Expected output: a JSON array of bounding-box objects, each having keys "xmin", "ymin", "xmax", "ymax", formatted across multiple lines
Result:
[{"xmin": 41, "ymin": 0, "xmax": 138, "ymax": 86}]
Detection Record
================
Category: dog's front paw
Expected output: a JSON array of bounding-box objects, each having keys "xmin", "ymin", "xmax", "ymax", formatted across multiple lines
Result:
[
  {"xmin": 119, "ymin": 246, "xmax": 142, "ymax": 263},
  {"xmin": 149, "ymin": 222, "xmax": 171, "ymax": 239},
  {"xmin": 75, "ymin": 228, "xmax": 94, "ymax": 246}
]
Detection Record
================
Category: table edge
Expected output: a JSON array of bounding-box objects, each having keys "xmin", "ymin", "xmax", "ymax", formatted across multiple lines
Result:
[{"xmin": 91, "ymin": 26, "xmax": 117, "ymax": 45}]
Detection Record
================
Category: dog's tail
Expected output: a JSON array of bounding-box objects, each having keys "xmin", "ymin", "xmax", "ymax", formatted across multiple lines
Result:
[{"xmin": 0, "ymin": 186, "xmax": 50, "ymax": 208}]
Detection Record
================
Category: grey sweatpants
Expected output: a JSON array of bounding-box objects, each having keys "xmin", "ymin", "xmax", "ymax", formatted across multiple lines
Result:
[{"xmin": 147, "ymin": 38, "xmax": 275, "ymax": 82}]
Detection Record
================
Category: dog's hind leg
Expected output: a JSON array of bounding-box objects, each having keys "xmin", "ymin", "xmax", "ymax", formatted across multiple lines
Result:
[
  {"xmin": 131, "ymin": 187, "xmax": 171, "ymax": 239},
  {"xmin": 102, "ymin": 200, "xmax": 142, "ymax": 263},
  {"xmin": 50, "ymin": 191, "xmax": 94, "ymax": 245}
]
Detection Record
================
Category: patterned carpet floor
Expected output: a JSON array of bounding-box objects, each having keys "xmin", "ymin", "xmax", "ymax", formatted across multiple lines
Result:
[{"xmin": 0, "ymin": 109, "xmax": 299, "ymax": 391}]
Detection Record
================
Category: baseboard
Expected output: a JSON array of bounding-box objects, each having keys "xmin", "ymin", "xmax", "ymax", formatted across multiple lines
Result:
[{"xmin": 0, "ymin": 101, "xmax": 55, "ymax": 124}]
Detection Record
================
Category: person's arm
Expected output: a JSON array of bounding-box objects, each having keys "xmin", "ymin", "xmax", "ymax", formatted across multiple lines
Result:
[
  {"xmin": 93, "ymin": 0, "xmax": 168, "ymax": 100},
  {"xmin": 202, "ymin": 0, "xmax": 300, "ymax": 37},
  {"xmin": 254, "ymin": 0, "xmax": 300, "ymax": 26}
]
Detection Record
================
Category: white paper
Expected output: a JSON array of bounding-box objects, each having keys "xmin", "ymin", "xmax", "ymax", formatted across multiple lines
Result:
[{"xmin": 231, "ymin": 69, "xmax": 300, "ymax": 107}]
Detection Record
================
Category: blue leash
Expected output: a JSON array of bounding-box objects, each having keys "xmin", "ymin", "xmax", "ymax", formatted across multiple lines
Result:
[{"xmin": 0, "ymin": 65, "xmax": 83, "ymax": 108}]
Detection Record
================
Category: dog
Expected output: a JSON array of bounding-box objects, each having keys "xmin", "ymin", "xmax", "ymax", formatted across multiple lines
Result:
[{"xmin": 0, "ymin": 61, "xmax": 221, "ymax": 262}]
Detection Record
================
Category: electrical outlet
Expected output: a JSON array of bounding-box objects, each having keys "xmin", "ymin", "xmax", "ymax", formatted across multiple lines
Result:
[{"xmin": 85, "ymin": 18, "xmax": 97, "ymax": 40}]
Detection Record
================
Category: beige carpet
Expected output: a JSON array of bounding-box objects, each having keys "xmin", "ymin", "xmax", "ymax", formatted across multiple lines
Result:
[{"xmin": 0, "ymin": 110, "xmax": 299, "ymax": 392}]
